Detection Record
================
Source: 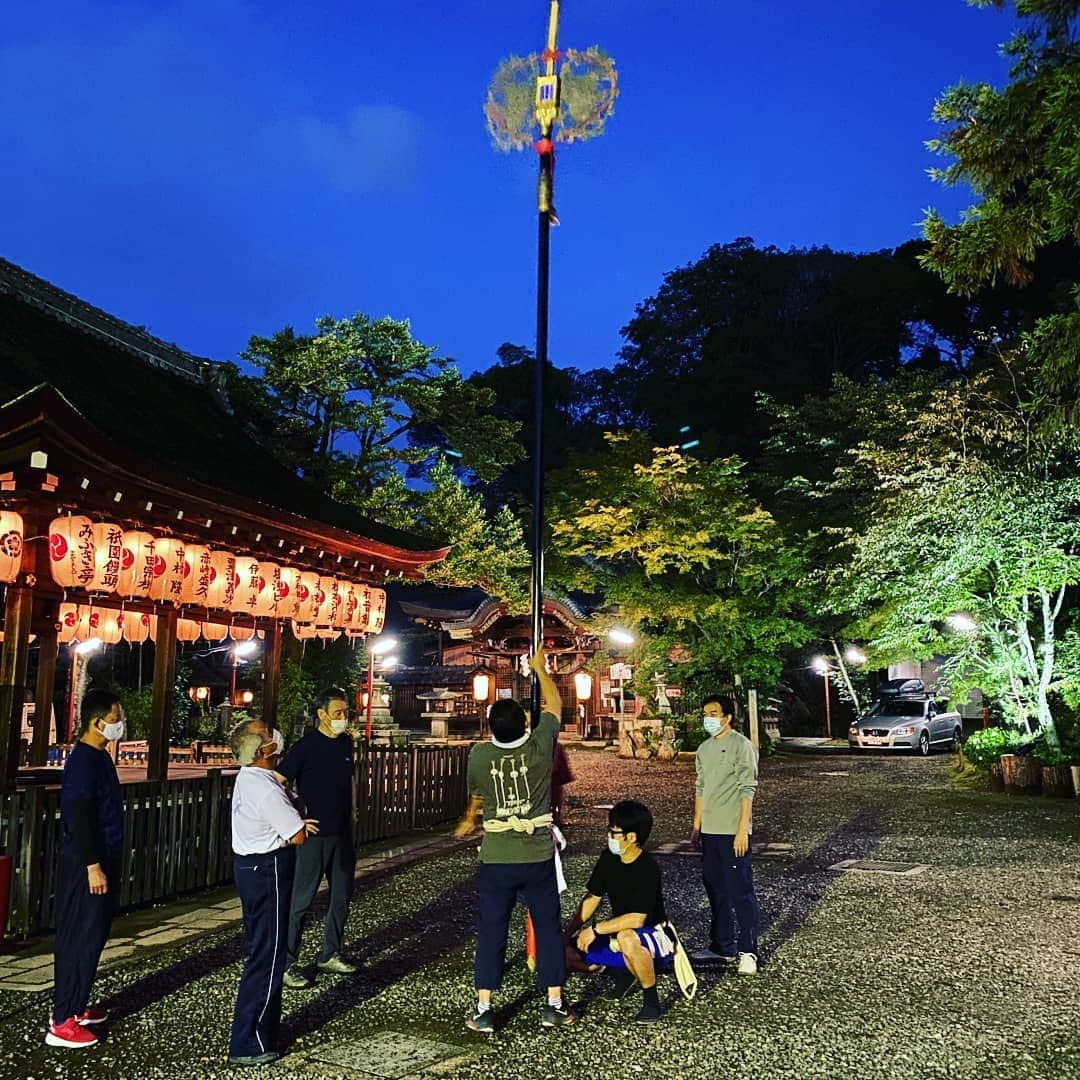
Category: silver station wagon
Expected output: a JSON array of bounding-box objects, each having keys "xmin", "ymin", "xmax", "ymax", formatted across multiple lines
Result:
[{"xmin": 849, "ymin": 684, "xmax": 963, "ymax": 756}]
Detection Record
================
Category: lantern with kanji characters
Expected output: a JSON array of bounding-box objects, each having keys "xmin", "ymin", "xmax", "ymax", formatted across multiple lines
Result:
[
  {"xmin": 365, "ymin": 588, "xmax": 387, "ymax": 634},
  {"xmin": 312, "ymin": 575, "xmax": 337, "ymax": 625},
  {"xmin": 233, "ymin": 557, "xmax": 273, "ymax": 616},
  {"xmin": 206, "ymin": 549, "xmax": 238, "ymax": 611},
  {"xmin": 57, "ymin": 603, "xmax": 88, "ymax": 644},
  {"xmin": 0, "ymin": 510, "xmax": 24, "ymax": 583},
  {"xmin": 294, "ymin": 571, "xmax": 318, "ymax": 622},
  {"xmin": 121, "ymin": 610, "xmax": 154, "ymax": 644},
  {"xmin": 117, "ymin": 531, "xmax": 156, "ymax": 598},
  {"xmin": 276, "ymin": 566, "xmax": 300, "ymax": 619},
  {"xmin": 49, "ymin": 515, "xmax": 96, "ymax": 590},
  {"xmin": 149, "ymin": 537, "xmax": 186, "ymax": 604},
  {"xmin": 90, "ymin": 523, "xmax": 122, "ymax": 594},
  {"xmin": 94, "ymin": 608, "xmax": 123, "ymax": 645},
  {"xmin": 327, "ymin": 579, "xmax": 347, "ymax": 629},
  {"xmin": 290, "ymin": 620, "xmax": 318, "ymax": 641},
  {"xmin": 339, "ymin": 582, "xmax": 363, "ymax": 630},
  {"xmin": 262, "ymin": 562, "xmax": 282, "ymax": 616},
  {"xmin": 176, "ymin": 618, "xmax": 201, "ymax": 643},
  {"xmin": 181, "ymin": 544, "xmax": 213, "ymax": 606},
  {"xmin": 202, "ymin": 620, "xmax": 229, "ymax": 642}
]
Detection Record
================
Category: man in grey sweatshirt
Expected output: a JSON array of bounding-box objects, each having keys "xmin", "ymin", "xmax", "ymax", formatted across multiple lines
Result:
[{"xmin": 690, "ymin": 694, "xmax": 761, "ymax": 975}]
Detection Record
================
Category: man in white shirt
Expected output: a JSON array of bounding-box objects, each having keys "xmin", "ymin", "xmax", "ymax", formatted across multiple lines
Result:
[{"xmin": 228, "ymin": 718, "xmax": 317, "ymax": 1067}]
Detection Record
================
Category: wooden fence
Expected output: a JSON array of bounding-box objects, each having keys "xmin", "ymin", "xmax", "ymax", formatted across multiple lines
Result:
[{"xmin": 0, "ymin": 744, "xmax": 470, "ymax": 938}]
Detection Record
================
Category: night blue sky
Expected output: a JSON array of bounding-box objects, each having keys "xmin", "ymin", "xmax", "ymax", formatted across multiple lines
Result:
[{"xmin": 2, "ymin": 1, "xmax": 1016, "ymax": 376}]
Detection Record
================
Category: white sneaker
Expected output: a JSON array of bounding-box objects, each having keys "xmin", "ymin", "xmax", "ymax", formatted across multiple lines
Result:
[{"xmin": 737, "ymin": 952, "xmax": 758, "ymax": 976}]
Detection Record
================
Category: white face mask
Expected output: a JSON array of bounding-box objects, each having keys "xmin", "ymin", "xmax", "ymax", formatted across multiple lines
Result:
[
  {"xmin": 607, "ymin": 836, "xmax": 624, "ymax": 857},
  {"xmin": 102, "ymin": 718, "xmax": 125, "ymax": 742},
  {"xmin": 271, "ymin": 728, "xmax": 284, "ymax": 755},
  {"xmin": 703, "ymin": 716, "xmax": 724, "ymax": 736},
  {"xmin": 330, "ymin": 717, "xmax": 349, "ymax": 735}
]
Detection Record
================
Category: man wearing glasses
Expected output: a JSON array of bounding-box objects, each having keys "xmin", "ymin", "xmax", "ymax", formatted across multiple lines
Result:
[{"xmin": 569, "ymin": 800, "xmax": 671, "ymax": 1023}]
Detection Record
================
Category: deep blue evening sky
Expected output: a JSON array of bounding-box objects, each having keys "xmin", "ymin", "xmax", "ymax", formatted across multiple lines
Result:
[{"xmin": 2, "ymin": 1, "xmax": 1016, "ymax": 376}]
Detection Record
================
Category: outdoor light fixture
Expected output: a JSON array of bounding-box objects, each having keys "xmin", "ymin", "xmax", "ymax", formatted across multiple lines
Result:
[
  {"xmin": 607, "ymin": 628, "xmax": 635, "ymax": 646},
  {"xmin": 811, "ymin": 655, "xmax": 831, "ymax": 675},
  {"xmin": 240, "ymin": 690, "xmax": 254, "ymax": 705},
  {"xmin": 75, "ymin": 637, "xmax": 102, "ymax": 656},
  {"xmin": 232, "ymin": 639, "xmax": 259, "ymax": 658},
  {"xmin": 188, "ymin": 686, "xmax": 210, "ymax": 703},
  {"xmin": 844, "ymin": 646, "xmax": 867, "ymax": 665},
  {"xmin": 947, "ymin": 613, "xmax": 977, "ymax": 633},
  {"xmin": 473, "ymin": 672, "xmax": 491, "ymax": 702},
  {"xmin": 574, "ymin": 671, "xmax": 593, "ymax": 700},
  {"xmin": 380, "ymin": 655, "xmax": 399, "ymax": 670},
  {"xmin": 370, "ymin": 635, "xmax": 397, "ymax": 656}
]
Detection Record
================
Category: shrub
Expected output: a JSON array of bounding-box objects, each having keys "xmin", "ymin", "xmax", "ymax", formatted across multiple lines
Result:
[{"xmin": 963, "ymin": 727, "xmax": 1022, "ymax": 767}]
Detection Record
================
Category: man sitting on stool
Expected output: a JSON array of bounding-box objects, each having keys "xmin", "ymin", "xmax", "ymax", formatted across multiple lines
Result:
[
  {"xmin": 570, "ymin": 800, "xmax": 672, "ymax": 1023},
  {"xmin": 228, "ymin": 718, "xmax": 317, "ymax": 1068}
]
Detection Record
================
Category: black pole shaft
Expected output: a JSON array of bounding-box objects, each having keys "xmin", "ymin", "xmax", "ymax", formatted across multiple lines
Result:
[{"xmin": 531, "ymin": 148, "xmax": 553, "ymax": 720}]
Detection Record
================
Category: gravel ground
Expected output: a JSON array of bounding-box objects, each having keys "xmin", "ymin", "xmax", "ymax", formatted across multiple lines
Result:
[{"xmin": 1, "ymin": 749, "xmax": 1077, "ymax": 1080}]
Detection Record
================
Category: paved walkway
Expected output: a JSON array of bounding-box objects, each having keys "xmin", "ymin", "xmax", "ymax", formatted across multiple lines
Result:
[{"xmin": 0, "ymin": 750, "xmax": 1077, "ymax": 1080}]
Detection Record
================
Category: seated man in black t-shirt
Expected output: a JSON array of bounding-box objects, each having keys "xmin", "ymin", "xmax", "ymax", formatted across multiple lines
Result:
[{"xmin": 570, "ymin": 800, "xmax": 672, "ymax": 1023}]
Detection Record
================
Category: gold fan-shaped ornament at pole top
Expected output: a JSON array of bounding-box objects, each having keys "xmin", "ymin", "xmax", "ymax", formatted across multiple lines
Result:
[{"xmin": 485, "ymin": 46, "xmax": 618, "ymax": 152}]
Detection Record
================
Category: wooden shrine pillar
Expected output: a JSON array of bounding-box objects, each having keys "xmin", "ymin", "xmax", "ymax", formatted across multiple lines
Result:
[
  {"xmin": 30, "ymin": 623, "xmax": 58, "ymax": 767},
  {"xmin": 147, "ymin": 606, "xmax": 178, "ymax": 782},
  {"xmin": 0, "ymin": 585, "xmax": 34, "ymax": 787},
  {"xmin": 261, "ymin": 620, "xmax": 282, "ymax": 730}
]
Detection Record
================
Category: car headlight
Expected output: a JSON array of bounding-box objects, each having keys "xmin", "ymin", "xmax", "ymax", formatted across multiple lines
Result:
[{"xmin": 892, "ymin": 726, "xmax": 917, "ymax": 736}]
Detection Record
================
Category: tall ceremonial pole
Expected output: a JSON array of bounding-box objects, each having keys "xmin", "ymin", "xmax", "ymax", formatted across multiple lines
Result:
[{"xmin": 530, "ymin": 1, "xmax": 561, "ymax": 719}]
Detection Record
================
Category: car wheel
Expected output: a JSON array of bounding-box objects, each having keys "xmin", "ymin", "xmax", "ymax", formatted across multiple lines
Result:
[{"xmin": 918, "ymin": 730, "xmax": 931, "ymax": 756}]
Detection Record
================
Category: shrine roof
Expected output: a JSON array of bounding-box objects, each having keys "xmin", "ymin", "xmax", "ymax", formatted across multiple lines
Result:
[
  {"xmin": 400, "ymin": 593, "xmax": 589, "ymax": 636},
  {"xmin": 0, "ymin": 261, "xmax": 446, "ymax": 563}
]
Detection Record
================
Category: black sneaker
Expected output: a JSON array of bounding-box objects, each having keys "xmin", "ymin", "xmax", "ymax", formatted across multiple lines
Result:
[
  {"xmin": 465, "ymin": 1008, "xmax": 495, "ymax": 1034},
  {"xmin": 601, "ymin": 970, "xmax": 638, "ymax": 999},
  {"xmin": 228, "ymin": 1051, "xmax": 281, "ymax": 1066},
  {"xmin": 282, "ymin": 966, "xmax": 314, "ymax": 990},
  {"xmin": 634, "ymin": 1000, "xmax": 662, "ymax": 1024},
  {"xmin": 541, "ymin": 1003, "xmax": 576, "ymax": 1028}
]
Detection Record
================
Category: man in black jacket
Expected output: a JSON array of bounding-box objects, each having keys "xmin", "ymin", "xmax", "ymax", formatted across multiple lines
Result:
[
  {"xmin": 279, "ymin": 688, "xmax": 357, "ymax": 988},
  {"xmin": 48, "ymin": 689, "xmax": 126, "ymax": 1050}
]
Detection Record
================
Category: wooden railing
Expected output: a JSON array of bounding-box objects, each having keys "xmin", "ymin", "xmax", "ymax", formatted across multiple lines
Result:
[{"xmin": 0, "ymin": 744, "xmax": 470, "ymax": 937}]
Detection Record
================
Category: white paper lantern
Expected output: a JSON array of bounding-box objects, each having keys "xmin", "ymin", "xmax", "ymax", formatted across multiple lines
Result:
[
  {"xmin": 206, "ymin": 550, "xmax": 238, "ymax": 611},
  {"xmin": 121, "ymin": 610, "xmax": 153, "ymax": 644},
  {"xmin": 90, "ymin": 523, "xmax": 123, "ymax": 594},
  {"xmin": 230, "ymin": 623, "xmax": 257, "ymax": 642},
  {"xmin": 49, "ymin": 515, "xmax": 95, "ymax": 589},
  {"xmin": 294, "ymin": 571, "xmax": 318, "ymax": 623},
  {"xmin": 290, "ymin": 620, "xmax": 318, "ymax": 641},
  {"xmin": 149, "ymin": 537, "xmax": 186, "ymax": 603},
  {"xmin": 181, "ymin": 544, "xmax": 213, "ymax": 606},
  {"xmin": 118, "ymin": 531, "xmax": 156, "ymax": 599},
  {"xmin": 365, "ymin": 588, "xmax": 387, "ymax": 634},
  {"xmin": 201, "ymin": 620, "xmax": 229, "ymax": 642},
  {"xmin": 176, "ymin": 618, "xmax": 201, "ymax": 643},
  {"xmin": 0, "ymin": 510, "xmax": 24, "ymax": 583},
  {"xmin": 94, "ymin": 608, "xmax": 123, "ymax": 645},
  {"xmin": 57, "ymin": 603, "xmax": 86, "ymax": 644},
  {"xmin": 232, "ymin": 557, "xmax": 263, "ymax": 615},
  {"xmin": 276, "ymin": 565, "xmax": 300, "ymax": 618}
]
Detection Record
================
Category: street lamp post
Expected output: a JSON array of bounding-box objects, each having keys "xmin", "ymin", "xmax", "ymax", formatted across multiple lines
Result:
[
  {"xmin": 812, "ymin": 656, "xmax": 833, "ymax": 739},
  {"xmin": 365, "ymin": 635, "xmax": 398, "ymax": 741}
]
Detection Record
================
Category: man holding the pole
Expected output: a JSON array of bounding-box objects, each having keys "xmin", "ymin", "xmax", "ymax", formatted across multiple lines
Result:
[
  {"xmin": 455, "ymin": 650, "xmax": 574, "ymax": 1032},
  {"xmin": 47, "ymin": 689, "xmax": 125, "ymax": 1050}
]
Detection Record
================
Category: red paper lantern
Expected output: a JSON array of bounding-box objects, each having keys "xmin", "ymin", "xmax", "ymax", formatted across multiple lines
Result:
[
  {"xmin": 90, "ymin": 523, "xmax": 123, "ymax": 594},
  {"xmin": 0, "ymin": 510, "xmax": 24, "ymax": 583},
  {"xmin": 206, "ymin": 550, "xmax": 238, "ymax": 611},
  {"xmin": 49, "ymin": 515, "xmax": 96, "ymax": 590},
  {"xmin": 118, "ymin": 531, "xmax": 156, "ymax": 599},
  {"xmin": 149, "ymin": 537, "xmax": 186, "ymax": 603},
  {"xmin": 181, "ymin": 544, "xmax": 213, "ymax": 606}
]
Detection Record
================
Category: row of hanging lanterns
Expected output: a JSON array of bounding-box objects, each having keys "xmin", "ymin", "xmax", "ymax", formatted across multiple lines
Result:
[{"xmin": 46, "ymin": 516, "xmax": 386, "ymax": 634}]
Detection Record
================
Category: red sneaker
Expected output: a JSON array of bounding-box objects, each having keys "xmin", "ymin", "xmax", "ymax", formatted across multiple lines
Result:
[
  {"xmin": 75, "ymin": 1007, "xmax": 109, "ymax": 1026},
  {"xmin": 46, "ymin": 1017, "xmax": 99, "ymax": 1048}
]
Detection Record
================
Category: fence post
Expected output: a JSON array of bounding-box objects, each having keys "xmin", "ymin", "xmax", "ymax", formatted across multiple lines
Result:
[
  {"xmin": 14, "ymin": 785, "xmax": 42, "ymax": 937},
  {"xmin": 205, "ymin": 767, "xmax": 223, "ymax": 886},
  {"xmin": 408, "ymin": 745, "xmax": 420, "ymax": 830}
]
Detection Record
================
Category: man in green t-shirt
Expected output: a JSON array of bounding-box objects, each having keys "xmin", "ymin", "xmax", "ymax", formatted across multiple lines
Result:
[{"xmin": 455, "ymin": 650, "xmax": 574, "ymax": 1033}]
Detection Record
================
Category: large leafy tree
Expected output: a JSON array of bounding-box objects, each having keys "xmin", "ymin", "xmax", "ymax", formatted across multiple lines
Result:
[
  {"xmin": 799, "ymin": 352, "xmax": 1080, "ymax": 747},
  {"xmin": 549, "ymin": 433, "xmax": 811, "ymax": 694},
  {"xmin": 226, "ymin": 313, "xmax": 521, "ymax": 505},
  {"xmin": 921, "ymin": 0, "xmax": 1080, "ymax": 415}
]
